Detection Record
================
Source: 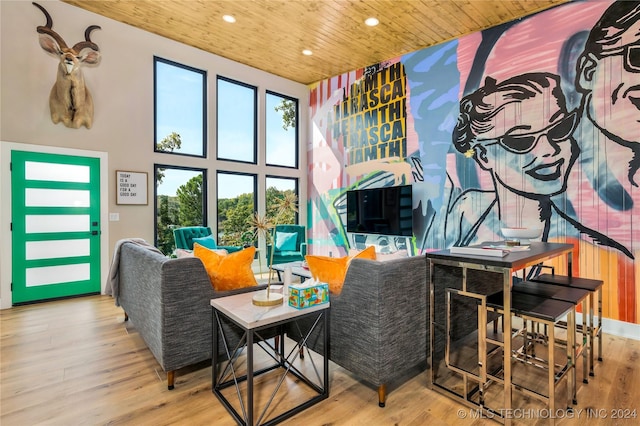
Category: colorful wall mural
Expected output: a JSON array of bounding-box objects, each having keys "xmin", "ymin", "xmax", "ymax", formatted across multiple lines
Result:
[{"xmin": 308, "ymin": 0, "xmax": 640, "ymax": 324}]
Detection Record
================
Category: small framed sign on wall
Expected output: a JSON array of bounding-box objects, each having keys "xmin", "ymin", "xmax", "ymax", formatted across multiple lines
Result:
[{"xmin": 116, "ymin": 170, "xmax": 148, "ymax": 205}]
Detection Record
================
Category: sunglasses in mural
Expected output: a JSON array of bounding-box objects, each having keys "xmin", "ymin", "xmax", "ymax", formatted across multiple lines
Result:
[
  {"xmin": 598, "ymin": 43, "xmax": 640, "ymax": 73},
  {"xmin": 624, "ymin": 44, "xmax": 640, "ymax": 72},
  {"xmin": 477, "ymin": 111, "xmax": 577, "ymax": 154}
]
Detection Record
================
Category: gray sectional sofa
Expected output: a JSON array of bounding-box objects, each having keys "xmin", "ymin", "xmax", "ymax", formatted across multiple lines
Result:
[
  {"xmin": 111, "ymin": 240, "xmax": 429, "ymax": 401},
  {"xmin": 112, "ymin": 241, "xmax": 268, "ymax": 389},
  {"xmin": 288, "ymin": 255, "xmax": 429, "ymax": 407}
]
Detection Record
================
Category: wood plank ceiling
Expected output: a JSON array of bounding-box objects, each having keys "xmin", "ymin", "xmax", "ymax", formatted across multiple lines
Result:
[{"xmin": 63, "ymin": 0, "xmax": 568, "ymax": 85}]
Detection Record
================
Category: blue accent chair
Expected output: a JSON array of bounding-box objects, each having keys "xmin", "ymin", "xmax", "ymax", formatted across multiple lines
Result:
[
  {"xmin": 266, "ymin": 224, "xmax": 307, "ymax": 266},
  {"xmin": 173, "ymin": 226, "xmax": 242, "ymax": 253}
]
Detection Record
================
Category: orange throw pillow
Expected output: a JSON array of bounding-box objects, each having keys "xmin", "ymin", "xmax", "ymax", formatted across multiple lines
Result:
[
  {"xmin": 352, "ymin": 245, "xmax": 377, "ymax": 262},
  {"xmin": 305, "ymin": 246, "xmax": 376, "ymax": 294},
  {"xmin": 193, "ymin": 244, "xmax": 258, "ymax": 291},
  {"xmin": 305, "ymin": 255, "xmax": 349, "ymax": 294}
]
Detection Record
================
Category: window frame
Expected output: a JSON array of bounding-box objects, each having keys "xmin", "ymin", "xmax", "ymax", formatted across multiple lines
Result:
[
  {"xmin": 216, "ymin": 76, "xmax": 258, "ymax": 164},
  {"xmin": 216, "ymin": 171, "xmax": 258, "ymax": 246},
  {"xmin": 153, "ymin": 56, "xmax": 207, "ymax": 159},
  {"xmin": 265, "ymin": 90, "xmax": 299, "ymax": 169},
  {"xmin": 153, "ymin": 164, "xmax": 208, "ymax": 250},
  {"xmin": 266, "ymin": 175, "xmax": 300, "ymax": 224}
]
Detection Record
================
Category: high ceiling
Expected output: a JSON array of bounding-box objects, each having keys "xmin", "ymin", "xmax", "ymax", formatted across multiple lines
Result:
[{"xmin": 63, "ymin": 0, "xmax": 568, "ymax": 85}]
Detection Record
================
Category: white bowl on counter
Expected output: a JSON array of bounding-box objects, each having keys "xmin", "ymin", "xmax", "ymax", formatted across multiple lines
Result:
[{"xmin": 501, "ymin": 227, "xmax": 542, "ymax": 243}]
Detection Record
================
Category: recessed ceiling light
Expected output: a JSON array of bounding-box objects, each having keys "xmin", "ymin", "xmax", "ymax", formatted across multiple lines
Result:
[
  {"xmin": 365, "ymin": 17, "xmax": 379, "ymax": 26},
  {"xmin": 302, "ymin": 49, "xmax": 313, "ymax": 56},
  {"xmin": 223, "ymin": 15, "xmax": 236, "ymax": 23}
]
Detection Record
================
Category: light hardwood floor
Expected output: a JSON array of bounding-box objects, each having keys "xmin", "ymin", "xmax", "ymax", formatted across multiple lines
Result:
[{"xmin": 1, "ymin": 295, "xmax": 638, "ymax": 426}]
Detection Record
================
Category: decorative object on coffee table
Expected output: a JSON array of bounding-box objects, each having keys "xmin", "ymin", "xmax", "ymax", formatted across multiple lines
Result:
[
  {"xmin": 251, "ymin": 192, "xmax": 300, "ymax": 306},
  {"xmin": 248, "ymin": 212, "xmax": 282, "ymax": 306}
]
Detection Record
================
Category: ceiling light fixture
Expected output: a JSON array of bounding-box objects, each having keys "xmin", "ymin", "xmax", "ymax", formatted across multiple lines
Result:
[
  {"xmin": 365, "ymin": 17, "xmax": 379, "ymax": 27},
  {"xmin": 222, "ymin": 15, "xmax": 236, "ymax": 23},
  {"xmin": 302, "ymin": 49, "xmax": 313, "ymax": 56}
]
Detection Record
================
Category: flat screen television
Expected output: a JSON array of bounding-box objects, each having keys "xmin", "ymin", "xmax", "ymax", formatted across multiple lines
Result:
[{"xmin": 346, "ymin": 185, "xmax": 413, "ymax": 236}]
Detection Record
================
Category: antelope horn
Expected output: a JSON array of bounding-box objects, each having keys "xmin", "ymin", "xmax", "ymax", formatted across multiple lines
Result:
[
  {"xmin": 32, "ymin": 2, "xmax": 69, "ymax": 49},
  {"xmin": 85, "ymin": 25, "xmax": 101, "ymax": 43},
  {"xmin": 73, "ymin": 25, "xmax": 101, "ymax": 52}
]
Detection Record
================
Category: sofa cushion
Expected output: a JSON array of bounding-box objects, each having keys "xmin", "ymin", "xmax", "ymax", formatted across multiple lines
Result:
[
  {"xmin": 306, "ymin": 246, "xmax": 376, "ymax": 294},
  {"xmin": 275, "ymin": 231, "xmax": 297, "ymax": 251},
  {"xmin": 174, "ymin": 248, "xmax": 193, "ymax": 258},
  {"xmin": 192, "ymin": 235, "xmax": 217, "ymax": 249},
  {"xmin": 194, "ymin": 244, "xmax": 257, "ymax": 291}
]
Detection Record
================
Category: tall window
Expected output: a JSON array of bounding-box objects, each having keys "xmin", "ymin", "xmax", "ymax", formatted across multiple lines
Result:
[
  {"xmin": 217, "ymin": 77, "xmax": 257, "ymax": 163},
  {"xmin": 217, "ymin": 172, "xmax": 256, "ymax": 246},
  {"xmin": 155, "ymin": 165, "xmax": 206, "ymax": 254},
  {"xmin": 266, "ymin": 176, "xmax": 298, "ymax": 224},
  {"xmin": 152, "ymin": 59, "xmax": 304, "ymax": 257},
  {"xmin": 266, "ymin": 91, "xmax": 298, "ymax": 168},
  {"xmin": 154, "ymin": 57, "xmax": 206, "ymax": 157}
]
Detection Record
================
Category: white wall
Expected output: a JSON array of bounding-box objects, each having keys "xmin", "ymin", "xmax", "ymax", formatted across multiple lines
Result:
[{"xmin": 0, "ymin": 0, "xmax": 309, "ymax": 308}]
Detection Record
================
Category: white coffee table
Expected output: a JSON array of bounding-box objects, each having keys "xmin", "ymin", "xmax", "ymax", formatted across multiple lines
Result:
[
  {"xmin": 270, "ymin": 261, "xmax": 312, "ymax": 282},
  {"xmin": 211, "ymin": 291, "xmax": 329, "ymax": 425}
]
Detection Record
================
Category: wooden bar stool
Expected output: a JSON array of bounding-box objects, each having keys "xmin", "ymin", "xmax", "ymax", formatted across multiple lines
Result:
[
  {"xmin": 532, "ymin": 274, "xmax": 604, "ymax": 378},
  {"xmin": 512, "ymin": 280, "xmax": 589, "ymax": 402},
  {"xmin": 486, "ymin": 291, "xmax": 575, "ymax": 423}
]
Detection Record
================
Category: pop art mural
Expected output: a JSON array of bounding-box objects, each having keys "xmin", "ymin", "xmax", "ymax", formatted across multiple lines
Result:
[{"xmin": 308, "ymin": 0, "xmax": 640, "ymax": 324}]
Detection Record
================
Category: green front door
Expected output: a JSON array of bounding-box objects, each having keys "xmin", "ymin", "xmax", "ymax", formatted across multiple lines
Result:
[{"xmin": 11, "ymin": 151, "xmax": 101, "ymax": 304}]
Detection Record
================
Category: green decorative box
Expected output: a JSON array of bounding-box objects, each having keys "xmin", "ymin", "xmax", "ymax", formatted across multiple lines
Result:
[{"xmin": 288, "ymin": 281, "xmax": 329, "ymax": 309}]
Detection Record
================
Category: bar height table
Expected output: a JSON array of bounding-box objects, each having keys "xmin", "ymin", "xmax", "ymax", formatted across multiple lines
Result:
[{"xmin": 426, "ymin": 242, "xmax": 573, "ymax": 425}]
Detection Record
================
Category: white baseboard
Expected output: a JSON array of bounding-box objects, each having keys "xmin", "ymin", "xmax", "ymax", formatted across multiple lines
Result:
[{"xmin": 576, "ymin": 313, "xmax": 640, "ymax": 340}]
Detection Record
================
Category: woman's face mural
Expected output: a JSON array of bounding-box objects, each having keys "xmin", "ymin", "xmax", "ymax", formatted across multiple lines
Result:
[
  {"xmin": 477, "ymin": 103, "xmax": 578, "ymax": 198},
  {"xmin": 462, "ymin": 74, "xmax": 579, "ymax": 198}
]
